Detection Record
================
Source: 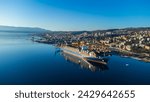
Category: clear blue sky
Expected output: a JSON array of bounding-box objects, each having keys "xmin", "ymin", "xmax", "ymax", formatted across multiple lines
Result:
[{"xmin": 0, "ymin": 0, "xmax": 150, "ymax": 31}]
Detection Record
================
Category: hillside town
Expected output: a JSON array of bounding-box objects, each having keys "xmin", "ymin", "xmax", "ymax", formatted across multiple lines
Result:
[{"xmin": 35, "ymin": 28, "xmax": 150, "ymax": 62}]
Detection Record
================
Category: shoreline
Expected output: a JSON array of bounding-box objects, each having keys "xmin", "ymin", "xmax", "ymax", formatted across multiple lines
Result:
[
  {"xmin": 109, "ymin": 47, "xmax": 150, "ymax": 62},
  {"xmin": 33, "ymin": 39, "xmax": 150, "ymax": 63}
]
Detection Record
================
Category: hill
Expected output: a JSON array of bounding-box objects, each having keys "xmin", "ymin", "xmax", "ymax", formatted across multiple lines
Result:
[{"xmin": 0, "ymin": 25, "xmax": 50, "ymax": 33}]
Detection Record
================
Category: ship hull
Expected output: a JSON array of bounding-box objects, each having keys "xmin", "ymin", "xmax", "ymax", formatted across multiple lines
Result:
[{"xmin": 84, "ymin": 57, "xmax": 108, "ymax": 65}]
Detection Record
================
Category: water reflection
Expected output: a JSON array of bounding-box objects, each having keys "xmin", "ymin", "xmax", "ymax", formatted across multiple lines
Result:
[{"xmin": 55, "ymin": 49, "xmax": 109, "ymax": 72}]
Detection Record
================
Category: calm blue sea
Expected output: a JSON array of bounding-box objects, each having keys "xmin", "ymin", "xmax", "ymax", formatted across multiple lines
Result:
[{"xmin": 0, "ymin": 32, "xmax": 150, "ymax": 85}]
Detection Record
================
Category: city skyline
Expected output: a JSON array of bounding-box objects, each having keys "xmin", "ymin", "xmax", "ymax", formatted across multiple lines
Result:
[{"xmin": 0, "ymin": 0, "xmax": 150, "ymax": 31}]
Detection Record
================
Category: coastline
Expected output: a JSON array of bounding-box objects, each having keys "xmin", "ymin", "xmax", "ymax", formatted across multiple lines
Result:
[
  {"xmin": 109, "ymin": 47, "xmax": 150, "ymax": 62},
  {"xmin": 34, "ymin": 39, "xmax": 150, "ymax": 63}
]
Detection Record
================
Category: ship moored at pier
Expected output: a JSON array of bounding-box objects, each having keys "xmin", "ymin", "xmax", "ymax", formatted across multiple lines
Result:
[{"xmin": 61, "ymin": 46, "xmax": 109, "ymax": 65}]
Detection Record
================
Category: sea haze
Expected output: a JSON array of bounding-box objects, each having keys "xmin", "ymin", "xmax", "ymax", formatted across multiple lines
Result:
[{"xmin": 0, "ymin": 32, "xmax": 150, "ymax": 85}]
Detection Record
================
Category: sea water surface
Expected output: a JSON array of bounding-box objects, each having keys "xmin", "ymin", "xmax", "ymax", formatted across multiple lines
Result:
[{"xmin": 0, "ymin": 32, "xmax": 150, "ymax": 85}]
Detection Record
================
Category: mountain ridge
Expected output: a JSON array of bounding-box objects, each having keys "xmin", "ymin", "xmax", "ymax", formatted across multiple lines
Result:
[{"xmin": 0, "ymin": 25, "xmax": 50, "ymax": 33}]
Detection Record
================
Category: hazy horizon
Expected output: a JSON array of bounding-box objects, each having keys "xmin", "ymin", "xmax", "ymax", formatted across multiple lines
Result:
[
  {"xmin": 1, "ymin": 25, "xmax": 150, "ymax": 32},
  {"xmin": 0, "ymin": 0, "xmax": 150, "ymax": 31}
]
